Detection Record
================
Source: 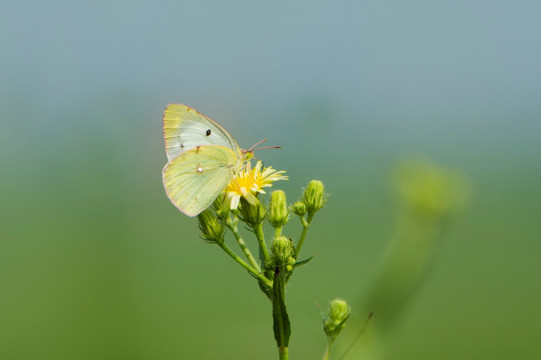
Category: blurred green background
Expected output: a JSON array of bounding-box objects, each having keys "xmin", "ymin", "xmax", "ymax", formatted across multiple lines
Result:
[{"xmin": 1, "ymin": 1, "xmax": 540, "ymax": 359}]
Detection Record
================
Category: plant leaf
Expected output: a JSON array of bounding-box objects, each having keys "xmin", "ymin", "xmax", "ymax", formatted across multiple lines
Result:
[
  {"xmin": 293, "ymin": 255, "xmax": 314, "ymax": 269},
  {"xmin": 272, "ymin": 267, "xmax": 291, "ymax": 349}
]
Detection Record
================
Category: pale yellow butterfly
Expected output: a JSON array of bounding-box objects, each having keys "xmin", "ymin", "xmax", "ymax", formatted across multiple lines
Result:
[{"xmin": 162, "ymin": 104, "xmax": 277, "ymax": 217}]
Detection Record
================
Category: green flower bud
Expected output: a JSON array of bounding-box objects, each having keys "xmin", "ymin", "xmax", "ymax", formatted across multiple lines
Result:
[
  {"xmin": 287, "ymin": 257, "xmax": 296, "ymax": 267},
  {"xmin": 323, "ymin": 298, "xmax": 351, "ymax": 341},
  {"xmin": 197, "ymin": 209, "xmax": 225, "ymax": 243},
  {"xmin": 285, "ymin": 257, "xmax": 296, "ymax": 272},
  {"xmin": 271, "ymin": 236, "xmax": 294, "ymax": 268},
  {"xmin": 269, "ymin": 190, "xmax": 289, "ymax": 228},
  {"xmin": 291, "ymin": 201, "xmax": 307, "ymax": 217},
  {"xmin": 239, "ymin": 196, "xmax": 266, "ymax": 226},
  {"xmin": 302, "ymin": 180, "xmax": 327, "ymax": 215},
  {"xmin": 285, "ymin": 264, "xmax": 293, "ymax": 272}
]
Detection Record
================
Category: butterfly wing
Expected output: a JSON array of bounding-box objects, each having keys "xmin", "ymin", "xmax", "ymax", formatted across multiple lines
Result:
[
  {"xmin": 163, "ymin": 103, "xmax": 242, "ymax": 162},
  {"xmin": 162, "ymin": 145, "xmax": 242, "ymax": 217}
]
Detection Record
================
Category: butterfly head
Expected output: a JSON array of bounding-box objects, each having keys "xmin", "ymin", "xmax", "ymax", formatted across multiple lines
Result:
[{"xmin": 243, "ymin": 150, "xmax": 255, "ymax": 161}]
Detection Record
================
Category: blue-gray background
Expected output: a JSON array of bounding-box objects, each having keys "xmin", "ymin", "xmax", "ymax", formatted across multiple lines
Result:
[{"xmin": 1, "ymin": 1, "xmax": 540, "ymax": 359}]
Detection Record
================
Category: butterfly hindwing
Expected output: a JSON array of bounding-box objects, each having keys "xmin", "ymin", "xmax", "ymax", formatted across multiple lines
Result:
[
  {"xmin": 162, "ymin": 145, "xmax": 241, "ymax": 217},
  {"xmin": 163, "ymin": 104, "xmax": 241, "ymax": 162}
]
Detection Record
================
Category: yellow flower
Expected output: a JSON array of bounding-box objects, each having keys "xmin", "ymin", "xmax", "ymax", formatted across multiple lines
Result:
[{"xmin": 225, "ymin": 161, "xmax": 288, "ymax": 210}]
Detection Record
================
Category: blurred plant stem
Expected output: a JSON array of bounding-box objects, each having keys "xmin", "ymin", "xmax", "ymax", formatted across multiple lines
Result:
[
  {"xmin": 338, "ymin": 157, "xmax": 471, "ymax": 359},
  {"xmin": 364, "ymin": 210, "xmax": 443, "ymax": 329},
  {"xmin": 322, "ymin": 344, "xmax": 331, "ymax": 360}
]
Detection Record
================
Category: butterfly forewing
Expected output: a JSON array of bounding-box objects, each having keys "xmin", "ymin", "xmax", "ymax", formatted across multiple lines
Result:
[
  {"xmin": 163, "ymin": 104, "xmax": 241, "ymax": 162},
  {"xmin": 162, "ymin": 145, "xmax": 242, "ymax": 217}
]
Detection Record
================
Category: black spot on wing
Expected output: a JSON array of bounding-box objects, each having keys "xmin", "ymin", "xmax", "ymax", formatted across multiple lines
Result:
[{"xmin": 206, "ymin": 129, "xmax": 211, "ymax": 136}]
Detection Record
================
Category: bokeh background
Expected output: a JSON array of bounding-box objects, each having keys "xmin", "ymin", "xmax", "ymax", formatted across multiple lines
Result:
[{"xmin": 1, "ymin": 1, "xmax": 540, "ymax": 359}]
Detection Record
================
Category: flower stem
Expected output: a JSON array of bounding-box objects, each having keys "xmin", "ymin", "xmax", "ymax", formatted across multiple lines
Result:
[
  {"xmin": 321, "ymin": 342, "xmax": 331, "ymax": 360},
  {"xmin": 254, "ymin": 223, "xmax": 270, "ymax": 264},
  {"xmin": 279, "ymin": 346, "xmax": 289, "ymax": 360},
  {"xmin": 226, "ymin": 218, "xmax": 261, "ymax": 272},
  {"xmin": 295, "ymin": 212, "xmax": 314, "ymax": 257},
  {"xmin": 274, "ymin": 226, "xmax": 283, "ymax": 239},
  {"xmin": 216, "ymin": 241, "xmax": 272, "ymax": 288}
]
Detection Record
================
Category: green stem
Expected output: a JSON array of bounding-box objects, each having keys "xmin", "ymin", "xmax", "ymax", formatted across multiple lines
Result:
[
  {"xmin": 216, "ymin": 241, "xmax": 272, "ymax": 288},
  {"xmin": 274, "ymin": 225, "xmax": 283, "ymax": 239},
  {"xmin": 273, "ymin": 268, "xmax": 290, "ymax": 360},
  {"xmin": 321, "ymin": 342, "xmax": 331, "ymax": 360},
  {"xmin": 226, "ymin": 218, "xmax": 261, "ymax": 272},
  {"xmin": 295, "ymin": 212, "xmax": 314, "ymax": 257},
  {"xmin": 279, "ymin": 346, "xmax": 289, "ymax": 360},
  {"xmin": 254, "ymin": 223, "xmax": 270, "ymax": 264}
]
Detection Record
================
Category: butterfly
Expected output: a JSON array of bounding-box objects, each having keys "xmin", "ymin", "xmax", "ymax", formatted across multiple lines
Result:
[{"xmin": 162, "ymin": 104, "xmax": 277, "ymax": 217}]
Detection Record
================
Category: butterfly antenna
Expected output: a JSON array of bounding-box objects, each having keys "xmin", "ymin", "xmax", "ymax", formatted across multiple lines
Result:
[
  {"xmin": 253, "ymin": 145, "xmax": 282, "ymax": 151},
  {"xmin": 248, "ymin": 138, "xmax": 281, "ymax": 152},
  {"xmin": 248, "ymin": 138, "xmax": 268, "ymax": 151}
]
